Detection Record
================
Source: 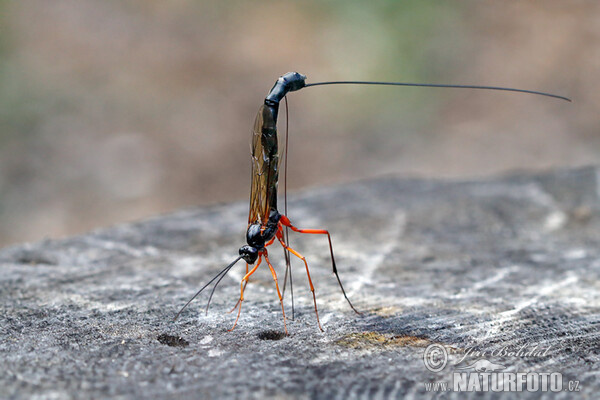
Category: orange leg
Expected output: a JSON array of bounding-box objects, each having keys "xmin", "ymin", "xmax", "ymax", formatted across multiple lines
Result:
[
  {"xmin": 276, "ymin": 231, "xmax": 323, "ymax": 332},
  {"xmin": 264, "ymin": 251, "xmax": 288, "ymax": 335},
  {"xmin": 229, "ymin": 256, "xmax": 262, "ymax": 332},
  {"xmin": 229, "ymin": 262, "xmax": 250, "ymax": 314},
  {"xmin": 229, "ymin": 238, "xmax": 275, "ymax": 314},
  {"xmin": 280, "ymin": 215, "xmax": 361, "ymax": 315},
  {"xmin": 229, "ymin": 238, "xmax": 289, "ymax": 319}
]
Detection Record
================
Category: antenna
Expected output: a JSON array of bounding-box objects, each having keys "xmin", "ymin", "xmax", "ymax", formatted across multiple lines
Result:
[{"xmin": 174, "ymin": 256, "xmax": 243, "ymax": 321}]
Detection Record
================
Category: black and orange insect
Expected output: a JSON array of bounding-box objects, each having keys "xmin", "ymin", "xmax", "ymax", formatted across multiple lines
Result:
[{"xmin": 175, "ymin": 72, "xmax": 569, "ymax": 334}]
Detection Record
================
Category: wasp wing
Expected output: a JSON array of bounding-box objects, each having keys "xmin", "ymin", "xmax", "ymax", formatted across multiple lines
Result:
[{"xmin": 248, "ymin": 104, "xmax": 279, "ymax": 226}]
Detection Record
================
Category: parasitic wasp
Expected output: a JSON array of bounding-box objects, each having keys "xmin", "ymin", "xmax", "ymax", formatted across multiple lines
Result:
[{"xmin": 174, "ymin": 72, "xmax": 570, "ymax": 335}]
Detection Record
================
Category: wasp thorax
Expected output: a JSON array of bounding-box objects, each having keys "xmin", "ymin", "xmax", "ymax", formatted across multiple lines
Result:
[
  {"xmin": 239, "ymin": 245, "xmax": 258, "ymax": 264},
  {"xmin": 246, "ymin": 224, "xmax": 265, "ymax": 249},
  {"xmin": 246, "ymin": 216, "xmax": 280, "ymax": 250}
]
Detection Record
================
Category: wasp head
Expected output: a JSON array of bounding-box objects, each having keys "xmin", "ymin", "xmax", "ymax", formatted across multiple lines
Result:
[{"xmin": 239, "ymin": 245, "xmax": 258, "ymax": 264}]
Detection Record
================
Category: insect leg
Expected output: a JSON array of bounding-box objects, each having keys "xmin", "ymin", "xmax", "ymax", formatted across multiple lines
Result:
[
  {"xmin": 264, "ymin": 251, "xmax": 288, "ymax": 335},
  {"xmin": 280, "ymin": 215, "xmax": 361, "ymax": 315},
  {"xmin": 229, "ymin": 256, "xmax": 262, "ymax": 332},
  {"xmin": 276, "ymin": 231, "xmax": 323, "ymax": 332},
  {"xmin": 228, "ymin": 262, "xmax": 249, "ymax": 314},
  {"xmin": 229, "ymin": 237, "xmax": 276, "ymax": 314}
]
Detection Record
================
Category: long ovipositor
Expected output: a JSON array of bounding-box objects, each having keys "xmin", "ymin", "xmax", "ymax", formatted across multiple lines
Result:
[
  {"xmin": 263, "ymin": 71, "xmax": 569, "ymax": 121},
  {"xmin": 251, "ymin": 71, "xmax": 570, "ymax": 229}
]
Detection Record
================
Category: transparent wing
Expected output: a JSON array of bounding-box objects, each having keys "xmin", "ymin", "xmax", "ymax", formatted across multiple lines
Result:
[{"xmin": 248, "ymin": 104, "xmax": 279, "ymax": 226}]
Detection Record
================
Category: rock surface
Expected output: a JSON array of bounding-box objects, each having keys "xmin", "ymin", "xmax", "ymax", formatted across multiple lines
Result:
[{"xmin": 2, "ymin": 167, "xmax": 600, "ymax": 399}]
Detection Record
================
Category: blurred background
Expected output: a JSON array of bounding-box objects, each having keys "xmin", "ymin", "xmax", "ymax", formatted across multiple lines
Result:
[{"xmin": 0, "ymin": 0, "xmax": 595, "ymax": 247}]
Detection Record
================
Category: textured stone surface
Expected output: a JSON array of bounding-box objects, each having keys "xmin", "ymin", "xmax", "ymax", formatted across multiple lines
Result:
[{"xmin": 2, "ymin": 167, "xmax": 600, "ymax": 399}]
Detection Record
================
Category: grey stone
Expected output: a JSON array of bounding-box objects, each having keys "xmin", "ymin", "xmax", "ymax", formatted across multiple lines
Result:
[{"xmin": 2, "ymin": 167, "xmax": 600, "ymax": 399}]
